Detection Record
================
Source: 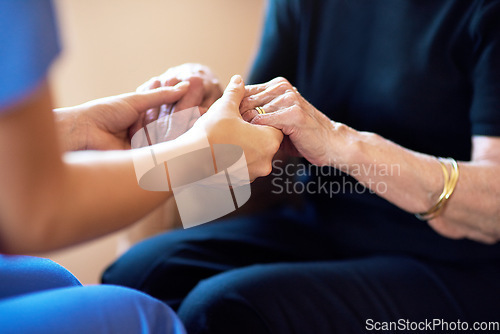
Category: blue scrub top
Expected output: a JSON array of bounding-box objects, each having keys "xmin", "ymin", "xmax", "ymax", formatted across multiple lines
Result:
[{"xmin": 0, "ymin": 0, "xmax": 60, "ymax": 110}]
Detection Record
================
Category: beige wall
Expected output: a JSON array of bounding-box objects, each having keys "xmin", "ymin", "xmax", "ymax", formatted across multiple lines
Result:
[{"xmin": 41, "ymin": 0, "xmax": 266, "ymax": 285}]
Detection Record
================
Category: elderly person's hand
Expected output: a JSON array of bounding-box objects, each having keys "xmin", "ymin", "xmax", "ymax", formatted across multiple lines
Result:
[
  {"xmin": 240, "ymin": 77, "xmax": 500, "ymax": 244},
  {"xmin": 130, "ymin": 63, "xmax": 223, "ymax": 139},
  {"xmin": 240, "ymin": 77, "xmax": 340, "ymax": 166}
]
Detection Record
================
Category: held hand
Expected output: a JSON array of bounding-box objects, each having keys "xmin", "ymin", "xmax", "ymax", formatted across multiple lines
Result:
[
  {"xmin": 55, "ymin": 82, "xmax": 190, "ymax": 151},
  {"xmin": 240, "ymin": 77, "xmax": 338, "ymax": 166},
  {"xmin": 190, "ymin": 75, "xmax": 283, "ymax": 181},
  {"xmin": 130, "ymin": 63, "xmax": 223, "ymax": 138},
  {"xmin": 154, "ymin": 63, "xmax": 223, "ymax": 110}
]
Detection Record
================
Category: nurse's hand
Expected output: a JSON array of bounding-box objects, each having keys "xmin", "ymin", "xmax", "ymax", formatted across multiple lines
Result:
[
  {"xmin": 55, "ymin": 82, "xmax": 190, "ymax": 151},
  {"xmin": 191, "ymin": 75, "xmax": 284, "ymax": 180}
]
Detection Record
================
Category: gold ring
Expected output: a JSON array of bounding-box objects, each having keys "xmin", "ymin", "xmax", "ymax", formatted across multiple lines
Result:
[{"xmin": 255, "ymin": 106, "xmax": 266, "ymax": 115}]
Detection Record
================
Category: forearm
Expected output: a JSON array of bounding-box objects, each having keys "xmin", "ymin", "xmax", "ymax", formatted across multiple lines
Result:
[
  {"xmin": 61, "ymin": 151, "xmax": 171, "ymax": 247},
  {"xmin": 333, "ymin": 125, "xmax": 500, "ymax": 242},
  {"xmin": 1, "ymin": 128, "xmax": 207, "ymax": 253},
  {"xmin": 1, "ymin": 148, "xmax": 172, "ymax": 254},
  {"xmin": 440, "ymin": 163, "xmax": 500, "ymax": 238},
  {"xmin": 334, "ymin": 126, "xmax": 443, "ymax": 213},
  {"xmin": 242, "ymin": 77, "xmax": 500, "ymax": 243}
]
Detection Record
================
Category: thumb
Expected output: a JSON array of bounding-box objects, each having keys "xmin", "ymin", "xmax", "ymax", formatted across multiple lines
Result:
[
  {"xmin": 219, "ymin": 75, "xmax": 245, "ymax": 110},
  {"xmin": 123, "ymin": 81, "xmax": 190, "ymax": 111}
]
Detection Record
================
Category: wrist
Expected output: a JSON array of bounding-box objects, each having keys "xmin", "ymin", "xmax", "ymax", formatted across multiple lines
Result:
[
  {"xmin": 326, "ymin": 121, "xmax": 367, "ymax": 170},
  {"xmin": 54, "ymin": 107, "xmax": 87, "ymax": 151}
]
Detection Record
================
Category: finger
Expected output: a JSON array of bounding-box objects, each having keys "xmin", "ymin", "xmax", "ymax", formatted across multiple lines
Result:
[
  {"xmin": 158, "ymin": 103, "xmax": 174, "ymax": 120},
  {"xmin": 240, "ymin": 81, "xmax": 296, "ymax": 113},
  {"xmin": 241, "ymin": 105, "xmax": 279, "ymax": 123},
  {"xmin": 174, "ymin": 77, "xmax": 205, "ymax": 112},
  {"xmin": 200, "ymin": 86, "xmax": 223, "ymax": 110},
  {"xmin": 243, "ymin": 77, "xmax": 287, "ymax": 97},
  {"xmin": 136, "ymin": 77, "xmax": 161, "ymax": 92},
  {"xmin": 241, "ymin": 108, "xmax": 259, "ymax": 123},
  {"xmin": 124, "ymin": 81, "xmax": 190, "ymax": 112},
  {"xmin": 132, "ymin": 79, "xmax": 162, "ymax": 133},
  {"xmin": 162, "ymin": 77, "xmax": 181, "ymax": 87},
  {"xmin": 250, "ymin": 107, "xmax": 298, "ymax": 135},
  {"xmin": 218, "ymin": 75, "xmax": 245, "ymax": 111},
  {"xmin": 167, "ymin": 104, "xmax": 196, "ymax": 139},
  {"xmin": 143, "ymin": 80, "xmax": 164, "ymax": 126},
  {"xmin": 197, "ymin": 106, "xmax": 209, "ymax": 116},
  {"xmin": 129, "ymin": 112, "xmax": 145, "ymax": 139},
  {"xmin": 241, "ymin": 92, "xmax": 290, "ymax": 122},
  {"xmin": 143, "ymin": 108, "xmax": 160, "ymax": 127}
]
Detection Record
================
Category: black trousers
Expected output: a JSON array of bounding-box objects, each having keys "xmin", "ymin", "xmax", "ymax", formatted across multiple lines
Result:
[{"xmin": 103, "ymin": 209, "xmax": 500, "ymax": 334}]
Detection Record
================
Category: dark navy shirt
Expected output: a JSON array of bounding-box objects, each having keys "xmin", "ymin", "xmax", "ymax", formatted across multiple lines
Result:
[{"xmin": 249, "ymin": 0, "xmax": 500, "ymax": 262}]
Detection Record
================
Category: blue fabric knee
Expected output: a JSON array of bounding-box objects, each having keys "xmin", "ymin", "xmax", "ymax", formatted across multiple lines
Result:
[
  {"xmin": 0, "ymin": 285, "xmax": 186, "ymax": 334},
  {"xmin": 0, "ymin": 255, "xmax": 81, "ymax": 299}
]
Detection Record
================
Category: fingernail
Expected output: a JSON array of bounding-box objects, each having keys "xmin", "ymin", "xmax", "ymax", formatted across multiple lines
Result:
[{"xmin": 231, "ymin": 75, "xmax": 242, "ymax": 84}]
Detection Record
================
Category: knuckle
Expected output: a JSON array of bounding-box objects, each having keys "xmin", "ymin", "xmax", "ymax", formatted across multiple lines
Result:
[
  {"xmin": 225, "ymin": 87, "xmax": 239, "ymax": 96},
  {"xmin": 282, "ymin": 91, "xmax": 297, "ymax": 105},
  {"xmin": 149, "ymin": 77, "xmax": 161, "ymax": 86},
  {"xmin": 273, "ymin": 76, "xmax": 289, "ymax": 85},
  {"xmin": 276, "ymin": 77, "xmax": 294, "ymax": 89},
  {"xmin": 290, "ymin": 105, "xmax": 303, "ymax": 117},
  {"xmin": 244, "ymin": 113, "xmax": 256, "ymax": 124},
  {"xmin": 239, "ymin": 97, "xmax": 251, "ymax": 110},
  {"xmin": 249, "ymin": 115, "xmax": 261, "ymax": 125},
  {"xmin": 270, "ymin": 77, "xmax": 285, "ymax": 85},
  {"xmin": 187, "ymin": 76, "xmax": 204, "ymax": 87},
  {"xmin": 275, "ymin": 81, "xmax": 293, "ymax": 93},
  {"xmin": 269, "ymin": 141, "xmax": 281, "ymax": 154}
]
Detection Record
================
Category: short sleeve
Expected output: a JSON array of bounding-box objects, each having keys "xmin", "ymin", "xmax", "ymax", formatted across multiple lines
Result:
[
  {"xmin": 469, "ymin": 0, "xmax": 500, "ymax": 136},
  {"xmin": 0, "ymin": 0, "xmax": 60, "ymax": 111},
  {"xmin": 247, "ymin": 0, "xmax": 299, "ymax": 85}
]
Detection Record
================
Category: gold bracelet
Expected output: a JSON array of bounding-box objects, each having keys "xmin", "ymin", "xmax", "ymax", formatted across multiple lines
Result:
[{"xmin": 415, "ymin": 157, "xmax": 459, "ymax": 221}]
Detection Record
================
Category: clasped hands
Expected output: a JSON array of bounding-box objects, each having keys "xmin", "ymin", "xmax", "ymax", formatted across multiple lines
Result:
[
  {"xmin": 55, "ymin": 64, "xmax": 500, "ymax": 244},
  {"xmin": 55, "ymin": 64, "xmax": 336, "ymax": 181},
  {"xmin": 144, "ymin": 73, "xmax": 337, "ymax": 180},
  {"xmin": 127, "ymin": 68, "xmax": 337, "ymax": 180}
]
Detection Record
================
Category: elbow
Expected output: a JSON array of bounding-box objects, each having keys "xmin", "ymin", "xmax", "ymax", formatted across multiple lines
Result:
[
  {"xmin": 0, "ymin": 214, "xmax": 60, "ymax": 254},
  {"xmin": 0, "ymin": 190, "xmax": 65, "ymax": 254}
]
